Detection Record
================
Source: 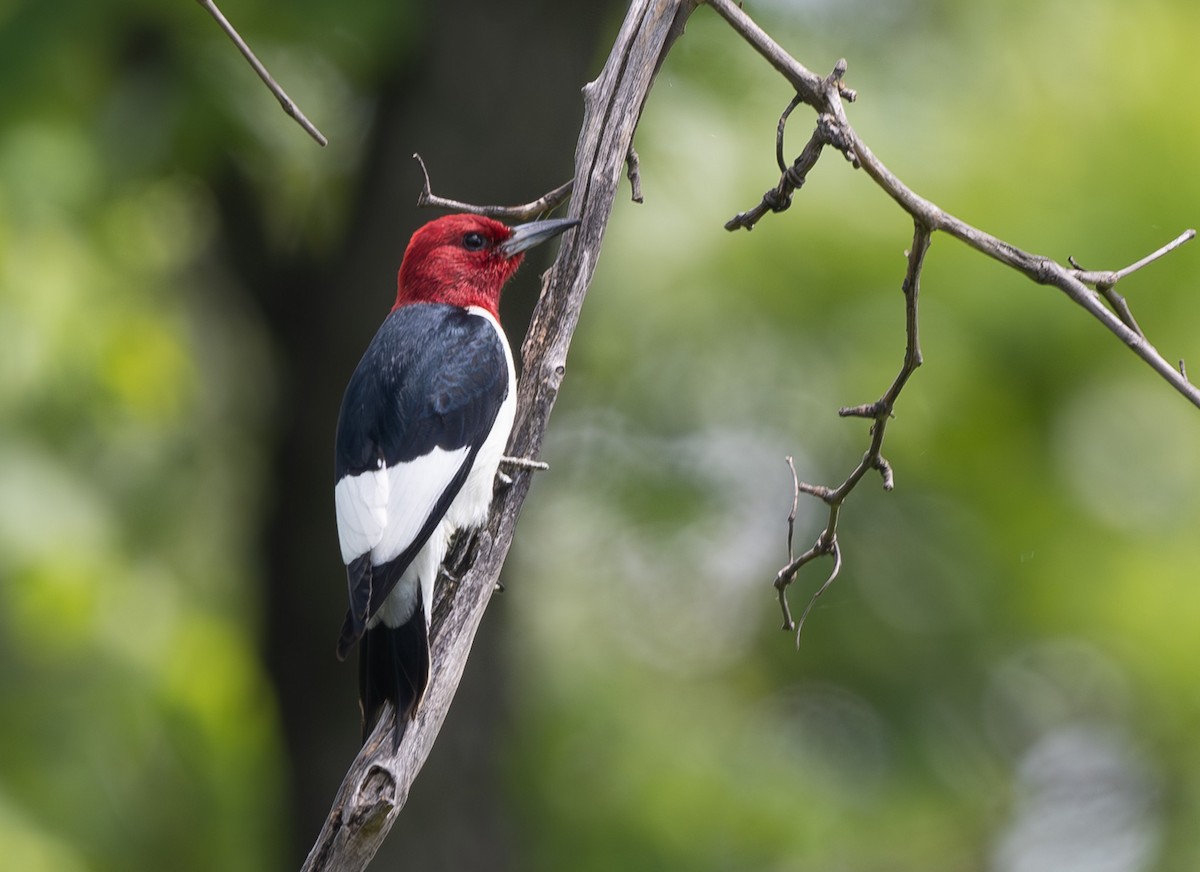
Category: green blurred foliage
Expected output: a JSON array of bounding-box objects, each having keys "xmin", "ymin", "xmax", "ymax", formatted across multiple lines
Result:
[{"xmin": 2, "ymin": 0, "xmax": 1199, "ymax": 870}]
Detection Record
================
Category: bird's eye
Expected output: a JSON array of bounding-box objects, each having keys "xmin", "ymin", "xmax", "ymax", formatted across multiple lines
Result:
[{"xmin": 462, "ymin": 232, "xmax": 487, "ymax": 251}]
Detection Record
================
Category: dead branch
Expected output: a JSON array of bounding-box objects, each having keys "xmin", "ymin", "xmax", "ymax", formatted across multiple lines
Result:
[
  {"xmin": 707, "ymin": 0, "xmax": 1197, "ymax": 410},
  {"xmin": 300, "ymin": 2, "xmax": 694, "ymax": 869},
  {"xmin": 196, "ymin": 0, "xmax": 328, "ymax": 146},
  {"xmin": 774, "ymin": 223, "xmax": 930, "ymax": 640},
  {"xmin": 413, "ymin": 153, "xmax": 573, "ymax": 221},
  {"xmin": 696, "ymin": 0, "xmax": 1195, "ymax": 631}
]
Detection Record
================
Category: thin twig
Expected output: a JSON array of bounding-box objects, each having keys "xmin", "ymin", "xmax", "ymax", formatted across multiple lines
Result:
[
  {"xmin": 496, "ymin": 455, "xmax": 549, "ymax": 489},
  {"xmin": 775, "ymin": 95, "xmax": 803, "ymax": 174},
  {"xmin": 413, "ymin": 154, "xmax": 573, "ymax": 222},
  {"xmin": 499, "ymin": 455, "xmax": 550, "ymax": 472},
  {"xmin": 1068, "ymin": 229, "xmax": 1197, "ymax": 336},
  {"xmin": 1071, "ymin": 229, "xmax": 1197, "ymax": 287},
  {"xmin": 725, "ymin": 112, "xmax": 841, "ymax": 230},
  {"xmin": 794, "ymin": 540, "xmax": 841, "ymax": 647},
  {"xmin": 773, "ymin": 223, "xmax": 931, "ymax": 634},
  {"xmin": 785, "ymin": 455, "xmax": 799, "ymax": 560},
  {"xmin": 196, "ymin": 0, "xmax": 328, "ymax": 147}
]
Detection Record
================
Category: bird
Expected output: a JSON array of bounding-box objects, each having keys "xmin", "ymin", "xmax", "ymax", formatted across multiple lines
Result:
[{"xmin": 333, "ymin": 212, "xmax": 578, "ymax": 747}]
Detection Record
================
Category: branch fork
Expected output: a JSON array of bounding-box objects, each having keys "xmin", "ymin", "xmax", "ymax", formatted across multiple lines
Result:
[{"xmin": 705, "ymin": 0, "xmax": 1194, "ymax": 640}]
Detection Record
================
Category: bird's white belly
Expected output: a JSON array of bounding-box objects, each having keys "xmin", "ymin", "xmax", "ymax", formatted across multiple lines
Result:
[
  {"xmin": 446, "ymin": 305, "xmax": 517, "ymax": 531},
  {"xmin": 370, "ymin": 305, "xmax": 516, "ymax": 631}
]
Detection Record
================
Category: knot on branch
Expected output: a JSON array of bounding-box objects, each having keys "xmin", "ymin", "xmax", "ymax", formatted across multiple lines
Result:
[
  {"xmin": 1031, "ymin": 255, "xmax": 1059, "ymax": 286},
  {"xmin": 815, "ymin": 114, "xmax": 855, "ymax": 164},
  {"xmin": 726, "ymin": 109, "xmax": 842, "ymax": 230},
  {"xmin": 838, "ymin": 401, "xmax": 885, "ymax": 419},
  {"xmin": 342, "ymin": 762, "xmax": 399, "ymax": 839},
  {"xmin": 726, "ymin": 100, "xmax": 861, "ymax": 231},
  {"xmin": 356, "ymin": 764, "xmax": 398, "ymax": 810},
  {"xmin": 763, "ymin": 187, "xmax": 793, "ymax": 213}
]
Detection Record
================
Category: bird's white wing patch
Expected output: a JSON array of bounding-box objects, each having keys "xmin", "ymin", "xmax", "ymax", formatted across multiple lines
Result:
[
  {"xmin": 374, "ymin": 446, "xmax": 471, "ymax": 565},
  {"xmin": 335, "ymin": 446, "xmax": 470, "ymax": 566},
  {"xmin": 334, "ymin": 464, "xmax": 390, "ymax": 564}
]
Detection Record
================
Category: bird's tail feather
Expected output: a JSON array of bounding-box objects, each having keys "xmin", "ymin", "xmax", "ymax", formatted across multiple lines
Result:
[{"xmin": 358, "ymin": 608, "xmax": 429, "ymax": 750}]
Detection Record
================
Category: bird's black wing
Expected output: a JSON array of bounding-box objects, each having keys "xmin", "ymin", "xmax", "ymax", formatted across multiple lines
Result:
[{"xmin": 333, "ymin": 303, "xmax": 508, "ymax": 653}]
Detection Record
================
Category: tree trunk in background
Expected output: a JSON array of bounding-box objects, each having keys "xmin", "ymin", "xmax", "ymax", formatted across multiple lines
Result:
[{"xmin": 211, "ymin": 2, "xmax": 617, "ymax": 867}]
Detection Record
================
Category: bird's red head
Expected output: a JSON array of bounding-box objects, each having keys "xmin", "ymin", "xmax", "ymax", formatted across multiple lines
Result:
[{"xmin": 394, "ymin": 213, "xmax": 578, "ymax": 316}]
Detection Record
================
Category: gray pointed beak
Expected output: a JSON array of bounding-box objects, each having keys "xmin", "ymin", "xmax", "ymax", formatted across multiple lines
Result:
[{"xmin": 499, "ymin": 217, "xmax": 580, "ymax": 258}]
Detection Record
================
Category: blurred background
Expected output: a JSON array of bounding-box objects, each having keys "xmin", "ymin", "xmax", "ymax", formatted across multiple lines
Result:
[{"xmin": 2, "ymin": 0, "xmax": 1199, "ymax": 870}]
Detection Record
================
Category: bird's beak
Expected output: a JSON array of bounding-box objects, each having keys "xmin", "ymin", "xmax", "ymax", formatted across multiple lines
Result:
[{"xmin": 499, "ymin": 217, "xmax": 580, "ymax": 258}]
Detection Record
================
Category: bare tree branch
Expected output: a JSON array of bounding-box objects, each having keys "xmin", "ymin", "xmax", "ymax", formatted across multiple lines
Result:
[
  {"xmin": 1071, "ymin": 229, "xmax": 1197, "ymax": 289},
  {"xmin": 699, "ymin": 0, "xmax": 1195, "ymax": 633},
  {"xmin": 706, "ymin": 0, "xmax": 1197, "ymax": 409},
  {"xmin": 196, "ymin": 0, "xmax": 328, "ymax": 147},
  {"xmin": 412, "ymin": 153, "xmax": 573, "ymax": 221}
]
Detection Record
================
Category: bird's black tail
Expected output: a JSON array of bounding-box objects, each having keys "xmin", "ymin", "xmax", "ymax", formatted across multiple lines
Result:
[{"xmin": 358, "ymin": 607, "xmax": 429, "ymax": 750}]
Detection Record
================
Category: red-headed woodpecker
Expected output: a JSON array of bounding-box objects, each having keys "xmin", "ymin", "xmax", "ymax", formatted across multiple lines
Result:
[{"xmin": 334, "ymin": 212, "xmax": 578, "ymax": 745}]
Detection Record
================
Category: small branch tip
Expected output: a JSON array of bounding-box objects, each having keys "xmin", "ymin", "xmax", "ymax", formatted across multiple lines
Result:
[
  {"xmin": 785, "ymin": 455, "xmax": 800, "ymax": 559},
  {"xmin": 500, "ymin": 455, "xmax": 550, "ymax": 473},
  {"xmin": 626, "ymin": 145, "xmax": 645, "ymax": 204},
  {"xmin": 198, "ymin": 0, "xmax": 328, "ymax": 146}
]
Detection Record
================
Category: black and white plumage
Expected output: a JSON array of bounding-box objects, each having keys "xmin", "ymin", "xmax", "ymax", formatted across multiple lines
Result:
[
  {"xmin": 332, "ymin": 213, "xmax": 577, "ymax": 746},
  {"xmin": 334, "ymin": 302, "xmax": 514, "ymax": 739}
]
